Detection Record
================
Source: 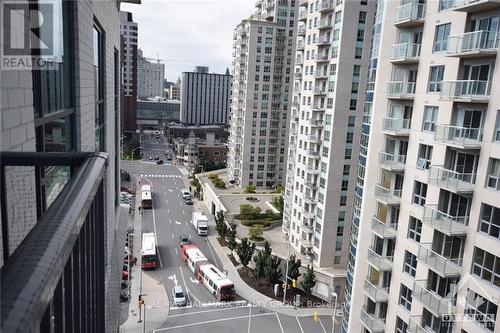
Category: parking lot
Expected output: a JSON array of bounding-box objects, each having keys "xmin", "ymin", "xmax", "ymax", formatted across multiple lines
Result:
[{"xmin": 154, "ymin": 303, "xmax": 338, "ymax": 333}]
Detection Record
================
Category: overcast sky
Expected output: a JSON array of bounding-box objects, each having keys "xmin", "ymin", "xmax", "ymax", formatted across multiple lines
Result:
[{"xmin": 121, "ymin": 0, "xmax": 255, "ymax": 82}]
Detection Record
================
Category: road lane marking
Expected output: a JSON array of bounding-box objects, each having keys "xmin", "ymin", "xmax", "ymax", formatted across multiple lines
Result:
[
  {"xmin": 150, "ymin": 183, "xmax": 163, "ymax": 269},
  {"xmin": 189, "ymin": 233, "xmax": 192, "ymax": 239},
  {"xmin": 182, "ymin": 209, "xmax": 185, "ymax": 215},
  {"xmin": 169, "ymin": 219, "xmax": 171, "ymax": 224},
  {"xmin": 175, "ymin": 221, "xmax": 181, "ymax": 225},
  {"xmin": 275, "ymin": 313, "xmax": 285, "ymax": 333},
  {"xmin": 167, "ymin": 209, "xmax": 170, "ymax": 213},
  {"xmin": 175, "ymin": 248, "xmax": 178, "ymax": 255},
  {"xmin": 318, "ymin": 317, "xmax": 327, "ymax": 333},
  {"xmin": 189, "ymin": 277, "xmax": 199, "ymax": 284},
  {"xmin": 171, "ymin": 233, "xmax": 174, "ymax": 239},
  {"xmin": 166, "ymin": 198, "xmax": 168, "ymax": 205},
  {"xmin": 296, "ymin": 317, "xmax": 305, "ymax": 333},
  {"xmin": 166, "ymin": 304, "xmax": 251, "ymax": 318},
  {"xmin": 154, "ymin": 312, "xmax": 275, "ymax": 332},
  {"xmin": 178, "ymin": 266, "xmax": 192, "ymax": 304}
]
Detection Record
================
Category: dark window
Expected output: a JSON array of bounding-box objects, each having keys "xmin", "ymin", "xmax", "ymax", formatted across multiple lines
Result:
[
  {"xmin": 94, "ymin": 24, "xmax": 105, "ymax": 152},
  {"xmin": 399, "ymin": 284, "xmax": 412, "ymax": 311}
]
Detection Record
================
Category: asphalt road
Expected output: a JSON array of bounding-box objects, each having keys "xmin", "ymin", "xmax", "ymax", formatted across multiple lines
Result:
[{"xmin": 123, "ymin": 134, "xmax": 340, "ymax": 333}]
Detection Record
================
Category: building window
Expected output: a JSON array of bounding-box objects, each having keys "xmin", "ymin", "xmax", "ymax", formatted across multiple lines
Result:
[
  {"xmin": 395, "ymin": 317, "xmax": 408, "ymax": 333},
  {"xmin": 417, "ymin": 144, "xmax": 433, "ymax": 170},
  {"xmin": 494, "ymin": 110, "xmax": 500, "ymax": 142},
  {"xmin": 407, "ymin": 216, "xmax": 422, "ymax": 242},
  {"xmin": 422, "ymin": 106, "xmax": 439, "ymax": 131},
  {"xmin": 428, "ymin": 66, "xmax": 444, "ymax": 92},
  {"xmin": 340, "ymin": 195, "xmax": 347, "ymax": 206},
  {"xmin": 433, "ymin": 23, "xmax": 451, "ymax": 52},
  {"xmin": 480, "ymin": 204, "xmax": 500, "ymax": 239},
  {"xmin": 399, "ymin": 284, "xmax": 413, "ymax": 311},
  {"xmin": 464, "ymin": 289, "xmax": 497, "ymax": 332},
  {"xmin": 403, "ymin": 250, "xmax": 417, "ymax": 277},
  {"xmin": 487, "ymin": 158, "xmax": 500, "ymax": 190},
  {"xmin": 472, "ymin": 247, "xmax": 500, "ymax": 286},
  {"xmin": 94, "ymin": 24, "xmax": 105, "ymax": 152},
  {"xmin": 412, "ymin": 181, "xmax": 427, "ymax": 206}
]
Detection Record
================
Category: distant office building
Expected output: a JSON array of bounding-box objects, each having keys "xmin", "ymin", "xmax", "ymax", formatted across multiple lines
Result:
[
  {"xmin": 0, "ymin": 0, "xmax": 136, "ymax": 331},
  {"xmin": 180, "ymin": 67, "xmax": 231, "ymax": 125},
  {"xmin": 120, "ymin": 11, "xmax": 138, "ymax": 134},
  {"xmin": 174, "ymin": 131, "xmax": 228, "ymax": 167},
  {"xmin": 166, "ymin": 124, "xmax": 229, "ymax": 142},
  {"xmin": 136, "ymin": 98, "xmax": 180, "ymax": 129},
  {"xmin": 137, "ymin": 49, "xmax": 165, "ymax": 98},
  {"xmin": 164, "ymin": 79, "xmax": 180, "ymax": 100}
]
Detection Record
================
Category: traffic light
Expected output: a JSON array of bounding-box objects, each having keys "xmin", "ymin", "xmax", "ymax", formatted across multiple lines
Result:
[
  {"xmin": 313, "ymin": 311, "xmax": 318, "ymax": 322},
  {"xmin": 292, "ymin": 279, "xmax": 297, "ymax": 288}
]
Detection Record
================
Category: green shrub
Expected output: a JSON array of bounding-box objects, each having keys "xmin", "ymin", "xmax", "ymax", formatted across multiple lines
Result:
[
  {"xmin": 249, "ymin": 224, "xmax": 263, "ymax": 242},
  {"xmin": 213, "ymin": 179, "xmax": 226, "ymax": 189},
  {"xmin": 244, "ymin": 184, "xmax": 256, "ymax": 194},
  {"xmin": 208, "ymin": 174, "xmax": 218, "ymax": 180},
  {"xmin": 240, "ymin": 220, "xmax": 272, "ymax": 227}
]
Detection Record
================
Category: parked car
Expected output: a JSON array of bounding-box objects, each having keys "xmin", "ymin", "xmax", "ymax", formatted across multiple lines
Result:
[
  {"xmin": 156, "ymin": 159, "xmax": 164, "ymax": 165},
  {"xmin": 122, "ymin": 271, "xmax": 129, "ymax": 281},
  {"xmin": 185, "ymin": 198, "xmax": 193, "ymax": 205},
  {"xmin": 120, "ymin": 292, "xmax": 129, "ymax": 302},
  {"xmin": 172, "ymin": 286, "xmax": 187, "ymax": 307},
  {"xmin": 181, "ymin": 189, "xmax": 191, "ymax": 200},
  {"xmin": 154, "ymin": 155, "xmax": 159, "ymax": 160},
  {"xmin": 148, "ymin": 155, "xmax": 153, "ymax": 160},
  {"xmin": 166, "ymin": 155, "xmax": 172, "ymax": 161},
  {"xmin": 179, "ymin": 235, "xmax": 191, "ymax": 247}
]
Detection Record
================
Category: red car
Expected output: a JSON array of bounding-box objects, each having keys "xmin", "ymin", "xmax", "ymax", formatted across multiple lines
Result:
[{"xmin": 121, "ymin": 187, "xmax": 134, "ymax": 195}]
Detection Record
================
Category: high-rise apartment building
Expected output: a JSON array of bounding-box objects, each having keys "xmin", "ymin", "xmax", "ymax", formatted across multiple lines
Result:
[
  {"xmin": 180, "ymin": 67, "xmax": 232, "ymax": 125},
  {"xmin": 0, "ymin": 0, "xmax": 136, "ymax": 331},
  {"xmin": 348, "ymin": 1, "xmax": 500, "ymax": 332},
  {"xmin": 282, "ymin": 0, "xmax": 375, "ymax": 305},
  {"xmin": 227, "ymin": 0, "xmax": 298, "ymax": 188},
  {"xmin": 137, "ymin": 49, "xmax": 165, "ymax": 98},
  {"xmin": 121, "ymin": 11, "xmax": 138, "ymax": 134}
]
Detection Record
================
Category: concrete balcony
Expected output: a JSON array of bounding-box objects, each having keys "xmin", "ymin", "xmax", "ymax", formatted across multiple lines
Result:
[
  {"xmin": 295, "ymin": 56, "xmax": 304, "ymax": 65},
  {"xmin": 447, "ymin": 30, "xmax": 499, "ymax": 58},
  {"xmin": 418, "ymin": 243, "xmax": 462, "ymax": 277},
  {"xmin": 423, "ymin": 204, "xmax": 469, "ymax": 236},
  {"xmin": 294, "ymin": 71, "xmax": 302, "ymax": 80},
  {"xmin": 434, "ymin": 124, "xmax": 483, "ymax": 149},
  {"xmin": 265, "ymin": 0, "xmax": 274, "ymax": 10},
  {"xmin": 296, "ymin": 40, "xmax": 305, "ymax": 51},
  {"xmin": 408, "ymin": 316, "xmax": 433, "ymax": 333},
  {"xmin": 301, "ymin": 223, "xmax": 314, "ymax": 233},
  {"xmin": 395, "ymin": 1, "xmax": 425, "ymax": 28},
  {"xmin": 305, "ymin": 179, "xmax": 318, "ymax": 189},
  {"xmin": 387, "ymin": 81, "xmax": 416, "ymax": 99},
  {"xmin": 308, "ymin": 150, "xmax": 320, "ymax": 159},
  {"xmin": 371, "ymin": 216, "xmax": 398, "ymax": 238},
  {"xmin": 298, "ymin": 26, "xmax": 306, "ymax": 36},
  {"xmin": 307, "ymin": 165, "xmax": 320, "ymax": 174},
  {"xmin": 309, "ymin": 119, "xmax": 324, "ymax": 127},
  {"xmin": 378, "ymin": 152, "xmax": 406, "ymax": 171},
  {"xmin": 313, "ymin": 87, "xmax": 327, "ymax": 95},
  {"xmin": 382, "ymin": 117, "xmax": 411, "ymax": 136},
  {"xmin": 319, "ymin": 0, "xmax": 335, "ymax": 12},
  {"xmin": 315, "ymin": 54, "xmax": 329, "ymax": 62},
  {"xmin": 304, "ymin": 193, "xmax": 316, "ymax": 205},
  {"xmin": 428, "ymin": 165, "xmax": 476, "ymax": 194},
  {"xmin": 308, "ymin": 135, "xmax": 322, "ymax": 144},
  {"xmin": 360, "ymin": 307, "xmax": 386, "ymax": 333},
  {"xmin": 316, "ymin": 36, "xmax": 331, "ymax": 46},
  {"xmin": 374, "ymin": 184, "xmax": 402, "ymax": 205},
  {"xmin": 390, "ymin": 43, "xmax": 421, "ymax": 64},
  {"xmin": 314, "ymin": 70, "xmax": 328, "ymax": 79},
  {"xmin": 255, "ymin": 0, "xmax": 262, "ymax": 7},
  {"xmin": 451, "ymin": 0, "xmax": 500, "ymax": 13},
  {"xmin": 299, "ymin": 10, "xmax": 308, "ymax": 21},
  {"xmin": 364, "ymin": 278, "xmax": 389, "ymax": 302},
  {"xmin": 299, "ymin": 237, "xmax": 312, "ymax": 248},
  {"xmin": 312, "ymin": 104, "xmax": 325, "ymax": 112},
  {"xmin": 413, "ymin": 279, "xmax": 456, "ymax": 315},
  {"xmin": 318, "ymin": 19, "xmax": 332, "ymax": 30},
  {"xmin": 299, "ymin": 0, "xmax": 308, "ymax": 6},
  {"xmin": 440, "ymin": 80, "xmax": 491, "ymax": 102},
  {"xmin": 367, "ymin": 247, "xmax": 393, "ymax": 271}
]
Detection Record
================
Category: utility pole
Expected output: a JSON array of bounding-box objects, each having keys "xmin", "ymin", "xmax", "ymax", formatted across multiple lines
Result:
[
  {"xmin": 282, "ymin": 233, "xmax": 291, "ymax": 303},
  {"xmin": 331, "ymin": 292, "xmax": 338, "ymax": 333}
]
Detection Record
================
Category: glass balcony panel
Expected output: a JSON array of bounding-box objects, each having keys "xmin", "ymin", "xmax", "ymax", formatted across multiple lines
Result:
[
  {"xmin": 387, "ymin": 81, "xmax": 416, "ymax": 98},
  {"xmin": 367, "ymin": 247, "xmax": 393, "ymax": 271},
  {"xmin": 364, "ymin": 278, "xmax": 389, "ymax": 302},
  {"xmin": 382, "ymin": 117, "xmax": 411, "ymax": 135},
  {"xmin": 447, "ymin": 30, "xmax": 499, "ymax": 57},
  {"xmin": 413, "ymin": 279, "xmax": 457, "ymax": 315},
  {"xmin": 440, "ymin": 80, "xmax": 491, "ymax": 101},
  {"xmin": 371, "ymin": 215, "xmax": 398, "ymax": 238},
  {"xmin": 434, "ymin": 124, "xmax": 483, "ymax": 148},
  {"xmin": 391, "ymin": 43, "xmax": 421, "ymax": 62},
  {"xmin": 378, "ymin": 152, "xmax": 406, "ymax": 171},
  {"xmin": 418, "ymin": 243, "xmax": 462, "ymax": 277},
  {"xmin": 360, "ymin": 306, "xmax": 386, "ymax": 333},
  {"xmin": 374, "ymin": 183, "xmax": 402, "ymax": 205},
  {"xmin": 395, "ymin": 2, "xmax": 426, "ymax": 27},
  {"xmin": 428, "ymin": 165, "xmax": 475, "ymax": 193}
]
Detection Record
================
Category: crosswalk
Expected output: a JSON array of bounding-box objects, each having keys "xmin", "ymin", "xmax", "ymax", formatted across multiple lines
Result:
[{"xmin": 140, "ymin": 174, "xmax": 182, "ymax": 178}]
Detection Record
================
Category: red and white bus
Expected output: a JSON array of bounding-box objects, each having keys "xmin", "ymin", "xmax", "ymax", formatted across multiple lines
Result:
[
  {"xmin": 141, "ymin": 233, "xmax": 157, "ymax": 269},
  {"xmin": 141, "ymin": 185, "xmax": 152, "ymax": 209},
  {"xmin": 181, "ymin": 244, "xmax": 235, "ymax": 301},
  {"xmin": 199, "ymin": 263, "xmax": 235, "ymax": 301}
]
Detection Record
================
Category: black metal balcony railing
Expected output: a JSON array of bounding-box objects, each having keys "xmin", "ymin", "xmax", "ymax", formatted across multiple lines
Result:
[{"xmin": 1, "ymin": 152, "xmax": 108, "ymax": 332}]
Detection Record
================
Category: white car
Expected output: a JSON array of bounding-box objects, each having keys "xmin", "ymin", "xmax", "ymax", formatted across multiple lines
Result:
[
  {"xmin": 172, "ymin": 285, "xmax": 186, "ymax": 307},
  {"xmin": 181, "ymin": 189, "xmax": 191, "ymax": 199}
]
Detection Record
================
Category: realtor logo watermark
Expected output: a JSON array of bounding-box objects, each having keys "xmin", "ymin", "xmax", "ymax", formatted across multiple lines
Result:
[{"xmin": 1, "ymin": 0, "xmax": 59, "ymax": 70}]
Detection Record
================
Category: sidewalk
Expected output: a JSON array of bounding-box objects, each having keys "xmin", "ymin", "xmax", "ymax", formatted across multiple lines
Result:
[
  {"xmin": 120, "ymin": 177, "xmax": 170, "ymax": 333},
  {"xmin": 190, "ymin": 196, "xmax": 335, "ymax": 317}
]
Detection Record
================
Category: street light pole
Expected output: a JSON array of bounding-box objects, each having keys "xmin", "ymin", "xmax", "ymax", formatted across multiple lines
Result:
[
  {"xmin": 331, "ymin": 292, "xmax": 338, "ymax": 333},
  {"xmin": 282, "ymin": 233, "xmax": 291, "ymax": 304}
]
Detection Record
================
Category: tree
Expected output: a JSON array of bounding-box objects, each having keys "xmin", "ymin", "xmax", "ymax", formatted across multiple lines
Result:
[
  {"xmin": 215, "ymin": 210, "xmax": 228, "ymax": 239},
  {"xmin": 253, "ymin": 249, "xmax": 267, "ymax": 281},
  {"xmin": 264, "ymin": 255, "xmax": 282, "ymax": 285},
  {"xmin": 236, "ymin": 237, "xmax": 255, "ymax": 268},
  {"xmin": 262, "ymin": 241, "xmax": 272, "ymax": 258},
  {"xmin": 244, "ymin": 184, "xmax": 256, "ymax": 194},
  {"xmin": 249, "ymin": 224, "xmax": 263, "ymax": 241},
  {"xmin": 225, "ymin": 228, "xmax": 237, "ymax": 253},
  {"xmin": 271, "ymin": 196, "xmax": 284, "ymax": 213},
  {"xmin": 287, "ymin": 254, "xmax": 302, "ymax": 282},
  {"xmin": 301, "ymin": 265, "xmax": 316, "ymax": 297},
  {"xmin": 239, "ymin": 205, "xmax": 261, "ymax": 220}
]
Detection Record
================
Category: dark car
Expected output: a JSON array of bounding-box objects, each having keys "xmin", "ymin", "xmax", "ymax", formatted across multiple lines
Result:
[
  {"xmin": 156, "ymin": 159, "xmax": 164, "ymax": 165},
  {"xmin": 179, "ymin": 235, "xmax": 191, "ymax": 247},
  {"xmin": 120, "ymin": 170, "xmax": 131, "ymax": 182},
  {"xmin": 121, "ymin": 186, "xmax": 134, "ymax": 195},
  {"xmin": 154, "ymin": 155, "xmax": 159, "ymax": 160},
  {"xmin": 185, "ymin": 198, "xmax": 193, "ymax": 205},
  {"xmin": 166, "ymin": 155, "xmax": 172, "ymax": 161}
]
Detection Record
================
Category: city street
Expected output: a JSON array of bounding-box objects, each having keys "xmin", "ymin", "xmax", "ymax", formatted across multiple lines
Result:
[{"xmin": 122, "ymin": 134, "xmax": 340, "ymax": 333}]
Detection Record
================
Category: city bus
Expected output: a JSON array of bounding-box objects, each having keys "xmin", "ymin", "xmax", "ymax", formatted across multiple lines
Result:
[
  {"xmin": 198, "ymin": 263, "xmax": 235, "ymax": 301},
  {"xmin": 141, "ymin": 185, "xmax": 152, "ymax": 209},
  {"xmin": 141, "ymin": 233, "xmax": 157, "ymax": 270},
  {"xmin": 181, "ymin": 244, "xmax": 209, "ymax": 276}
]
